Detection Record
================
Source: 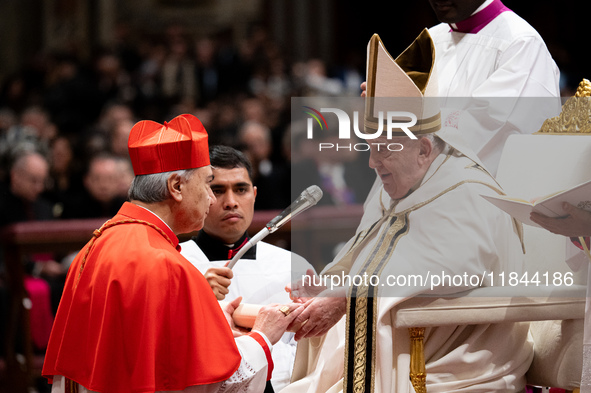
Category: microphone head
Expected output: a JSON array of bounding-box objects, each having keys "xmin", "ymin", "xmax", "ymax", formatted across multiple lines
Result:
[{"xmin": 302, "ymin": 185, "xmax": 323, "ymax": 206}]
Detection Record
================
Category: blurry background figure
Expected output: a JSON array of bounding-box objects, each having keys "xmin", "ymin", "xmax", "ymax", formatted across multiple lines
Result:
[
  {"xmin": 109, "ymin": 118, "xmax": 134, "ymax": 158},
  {"xmin": 161, "ymin": 28, "xmax": 196, "ymax": 113},
  {"xmin": 114, "ymin": 156, "xmax": 134, "ymax": 199},
  {"xmin": 75, "ymin": 103, "xmax": 134, "ymax": 167},
  {"xmin": 42, "ymin": 52, "xmax": 101, "ymax": 137},
  {"xmin": 194, "ymin": 37, "xmax": 220, "ymax": 107},
  {"xmin": 0, "ymin": 107, "xmax": 17, "ymax": 132},
  {"xmin": 249, "ymin": 55, "xmax": 291, "ymax": 101},
  {"xmin": 241, "ymin": 97, "xmax": 267, "ymax": 125},
  {"xmin": 304, "ymin": 59, "xmax": 344, "ymax": 96},
  {"xmin": 43, "ymin": 135, "xmax": 83, "ymax": 216},
  {"xmin": 0, "ymin": 149, "xmax": 57, "ymax": 355},
  {"xmin": 0, "ymin": 106, "xmax": 54, "ymax": 181},
  {"xmin": 20, "ymin": 106, "xmax": 57, "ymax": 143},
  {"xmin": 97, "ymin": 103, "xmax": 135, "ymax": 135},
  {"xmin": 92, "ymin": 51, "xmax": 135, "ymax": 110},
  {"xmin": 0, "ymin": 149, "xmax": 54, "ymax": 226},
  {"xmin": 293, "ymin": 147, "xmax": 373, "ymax": 206},
  {"xmin": 60, "ymin": 153, "xmax": 127, "ymax": 219},
  {"xmin": 238, "ymin": 120, "xmax": 290, "ymax": 210},
  {"xmin": 290, "ymin": 117, "xmax": 374, "ymax": 208}
]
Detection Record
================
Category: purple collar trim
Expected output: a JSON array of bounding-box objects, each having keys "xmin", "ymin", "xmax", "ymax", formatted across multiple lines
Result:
[{"xmin": 449, "ymin": 0, "xmax": 512, "ymax": 34}]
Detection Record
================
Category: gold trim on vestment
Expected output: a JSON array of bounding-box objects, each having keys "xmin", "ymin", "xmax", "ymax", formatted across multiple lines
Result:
[
  {"xmin": 351, "ymin": 295, "xmax": 369, "ymax": 393},
  {"xmin": 398, "ymin": 179, "xmax": 503, "ymax": 215},
  {"xmin": 367, "ymin": 34, "xmax": 380, "ymax": 101},
  {"xmin": 345, "ymin": 212, "xmax": 410, "ymax": 393}
]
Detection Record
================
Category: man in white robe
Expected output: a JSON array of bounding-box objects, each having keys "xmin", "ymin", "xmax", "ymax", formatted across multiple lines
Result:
[
  {"xmin": 180, "ymin": 145, "xmax": 314, "ymax": 392},
  {"xmin": 283, "ymin": 29, "xmax": 532, "ymax": 393},
  {"xmin": 362, "ymin": 0, "xmax": 561, "ymax": 176},
  {"xmin": 428, "ymin": 0, "xmax": 561, "ymax": 175}
]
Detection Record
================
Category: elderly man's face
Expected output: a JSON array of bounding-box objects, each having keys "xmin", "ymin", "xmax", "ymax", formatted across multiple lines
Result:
[
  {"xmin": 204, "ymin": 167, "xmax": 257, "ymax": 244},
  {"xmin": 11, "ymin": 153, "xmax": 49, "ymax": 202},
  {"xmin": 84, "ymin": 158, "xmax": 119, "ymax": 203},
  {"xmin": 368, "ymin": 137, "xmax": 430, "ymax": 200},
  {"xmin": 427, "ymin": 0, "xmax": 486, "ymax": 23},
  {"xmin": 179, "ymin": 166, "xmax": 216, "ymax": 233}
]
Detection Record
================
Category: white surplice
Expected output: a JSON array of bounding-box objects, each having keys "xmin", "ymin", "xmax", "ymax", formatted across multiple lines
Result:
[
  {"xmin": 429, "ymin": 9, "xmax": 561, "ymax": 176},
  {"xmin": 283, "ymin": 151, "xmax": 532, "ymax": 393}
]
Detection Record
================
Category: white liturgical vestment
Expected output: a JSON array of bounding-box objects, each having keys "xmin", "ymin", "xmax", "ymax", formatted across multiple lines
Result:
[{"xmin": 284, "ymin": 151, "xmax": 532, "ymax": 393}]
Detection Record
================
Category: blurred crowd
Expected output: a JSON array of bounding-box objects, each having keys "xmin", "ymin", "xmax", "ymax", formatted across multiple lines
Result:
[
  {"xmin": 0, "ymin": 23, "xmax": 366, "ymax": 226},
  {"xmin": 0, "ymin": 25, "xmax": 371, "ymax": 375}
]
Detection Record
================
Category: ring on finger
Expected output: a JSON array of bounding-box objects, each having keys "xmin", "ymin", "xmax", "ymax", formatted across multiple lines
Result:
[{"xmin": 279, "ymin": 305, "xmax": 290, "ymax": 316}]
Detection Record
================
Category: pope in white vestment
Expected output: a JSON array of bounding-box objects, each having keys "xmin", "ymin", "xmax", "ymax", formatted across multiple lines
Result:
[
  {"xmin": 283, "ymin": 28, "xmax": 532, "ymax": 393},
  {"xmin": 284, "ymin": 150, "xmax": 532, "ymax": 393}
]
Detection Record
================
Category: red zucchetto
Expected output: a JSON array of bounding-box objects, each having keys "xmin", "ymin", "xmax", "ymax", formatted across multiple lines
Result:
[{"xmin": 128, "ymin": 114, "xmax": 210, "ymax": 176}]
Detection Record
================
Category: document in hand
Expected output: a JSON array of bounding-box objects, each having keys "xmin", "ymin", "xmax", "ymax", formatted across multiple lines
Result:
[{"xmin": 482, "ymin": 178, "xmax": 591, "ymax": 228}]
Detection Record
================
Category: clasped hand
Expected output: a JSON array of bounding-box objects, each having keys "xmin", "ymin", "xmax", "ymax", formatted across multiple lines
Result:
[{"xmin": 285, "ymin": 269, "xmax": 347, "ymax": 341}]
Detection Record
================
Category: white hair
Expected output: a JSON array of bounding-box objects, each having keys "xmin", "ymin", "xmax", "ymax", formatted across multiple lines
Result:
[
  {"xmin": 421, "ymin": 133, "xmax": 450, "ymax": 156},
  {"xmin": 128, "ymin": 169, "xmax": 196, "ymax": 203}
]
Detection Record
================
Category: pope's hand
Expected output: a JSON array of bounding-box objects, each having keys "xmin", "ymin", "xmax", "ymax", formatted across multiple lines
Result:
[
  {"xmin": 252, "ymin": 303, "xmax": 305, "ymax": 345},
  {"xmin": 286, "ymin": 268, "xmax": 325, "ymax": 303},
  {"xmin": 204, "ymin": 264, "xmax": 233, "ymax": 300},
  {"xmin": 288, "ymin": 292, "xmax": 347, "ymax": 341},
  {"xmin": 360, "ymin": 81, "xmax": 367, "ymax": 97}
]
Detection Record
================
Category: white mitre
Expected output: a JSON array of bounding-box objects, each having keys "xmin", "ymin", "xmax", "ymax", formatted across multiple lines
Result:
[{"xmin": 364, "ymin": 28, "xmax": 484, "ymax": 168}]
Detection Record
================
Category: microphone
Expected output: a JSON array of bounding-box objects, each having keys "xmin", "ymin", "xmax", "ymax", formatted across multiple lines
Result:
[
  {"xmin": 227, "ymin": 185, "xmax": 323, "ymax": 269},
  {"xmin": 266, "ymin": 185, "xmax": 324, "ymax": 233}
]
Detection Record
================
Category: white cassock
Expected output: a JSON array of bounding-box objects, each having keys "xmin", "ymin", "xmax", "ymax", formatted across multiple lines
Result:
[
  {"xmin": 181, "ymin": 239, "xmax": 314, "ymax": 392},
  {"xmin": 52, "ymin": 334, "xmax": 273, "ymax": 393},
  {"xmin": 283, "ymin": 151, "xmax": 532, "ymax": 393},
  {"xmin": 429, "ymin": 0, "xmax": 561, "ymax": 175}
]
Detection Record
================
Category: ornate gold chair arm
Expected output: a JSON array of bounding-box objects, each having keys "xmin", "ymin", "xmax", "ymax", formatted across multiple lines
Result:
[{"xmin": 409, "ymin": 327, "xmax": 427, "ymax": 393}]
